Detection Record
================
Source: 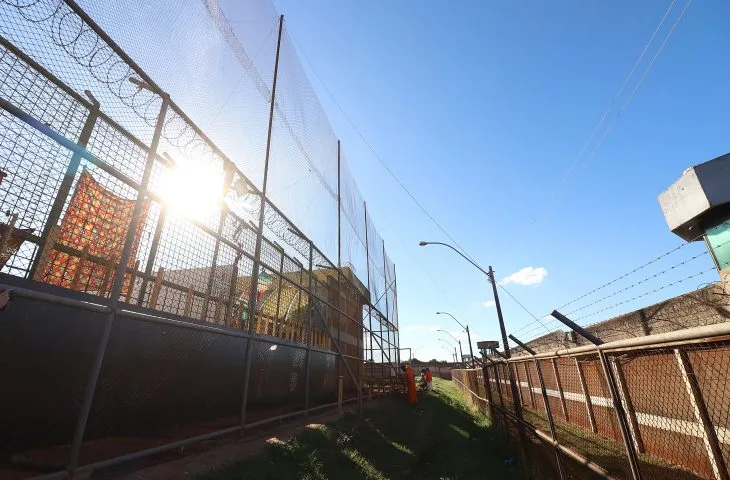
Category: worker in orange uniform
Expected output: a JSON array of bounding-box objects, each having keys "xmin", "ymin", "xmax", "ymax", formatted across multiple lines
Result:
[
  {"xmin": 401, "ymin": 364, "xmax": 418, "ymax": 405},
  {"xmin": 424, "ymin": 367, "xmax": 433, "ymax": 391}
]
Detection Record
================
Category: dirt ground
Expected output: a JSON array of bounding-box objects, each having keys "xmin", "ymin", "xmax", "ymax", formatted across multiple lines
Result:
[{"xmin": 111, "ymin": 404, "xmax": 359, "ymax": 480}]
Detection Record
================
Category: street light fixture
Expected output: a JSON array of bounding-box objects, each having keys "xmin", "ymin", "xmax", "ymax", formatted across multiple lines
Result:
[
  {"xmin": 437, "ymin": 329, "xmax": 464, "ymax": 366},
  {"xmin": 419, "ymin": 239, "xmax": 530, "ymax": 456},
  {"xmin": 436, "ymin": 312, "xmax": 474, "ymax": 367}
]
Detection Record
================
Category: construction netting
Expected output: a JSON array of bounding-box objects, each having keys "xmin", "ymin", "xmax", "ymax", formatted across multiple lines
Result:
[{"xmin": 0, "ymin": 0, "xmax": 399, "ymax": 476}]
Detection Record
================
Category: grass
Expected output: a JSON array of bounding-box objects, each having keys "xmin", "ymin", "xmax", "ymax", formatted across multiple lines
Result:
[{"xmin": 197, "ymin": 378, "xmax": 524, "ymax": 480}]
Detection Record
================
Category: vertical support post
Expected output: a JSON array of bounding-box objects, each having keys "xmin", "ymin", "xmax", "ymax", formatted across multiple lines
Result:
[
  {"xmin": 524, "ymin": 361, "xmax": 537, "ymax": 407},
  {"xmin": 535, "ymin": 358, "xmax": 567, "ymax": 479},
  {"xmin": 575, "ymin": 358, "xmax": 597, "ymax": 434},
  {"xmin": 273, "ymin": 249, "xmax": 285, "ymax": 337},
  {"xmin": 488, "ymin": 266, "xmax": 530, "ymax": 468},
  {"xmin": 513, "ymin": 361, "xmax": 525, "ymax": 406},
  {"xmin": 201, "ymin": 166, "xmax": 234, "ymax": 321},
  {"xmin": 66, "ymin": 92, "xmax": 169, "ymax": 475},
  {"xmin": 136, "ymin": 208, "xmax": 167, "ymax": 307},
  {"xmin": 304, "ymin": 244, "xmax": 314, "ymax": 414},
  {"xmin": 598, "ymin": 350, "xmax": 644, "ymax": 480},
  {"xmin": 675, "ymin": 348, "xmax": 729, "ymax": 480},
  {"xmin": 338, "ymin": 376, "xmax": 344, "ymax": 413},
  {"xmin": 611, "ymin": 356, "xmax": 645, "ymax": 453},
  {"xmin": 482, "ymin": 365, "xmax": 495, "ymax": 420},
  {"xmin": 509, "ymin": 335, "xmax": 566, "ymax": 479},
  {"xmin": 240, "ymin": 14, "xmax": 284, "ymax": 429},
  {"xmin": 124, "ymin": 260, "xmax": 139, "ymax": 304},
  {"xmin": 184, "ymin": 284, "xmax": 194, "ymax": 317},
  {"xmin": 30, "ymin": 92, "xmax": 100, "ymax": 280},
  {"xmin": 493, "ymin": 362, "xmax": 505, "ymax": 406},
  {"xmin": 336, "ymin": 140, "xmax": 344, "ymax": 401},
  {"xmin": 551, "ymin": 358, "xmax": 569, "ymax": 421},
  {"xmin": 148, "ymin": 267, "xmax": 165, "ymax": 310},
  {"xmin": 552, "ymin": 310, "xmax": 642, "ymax": 480}
]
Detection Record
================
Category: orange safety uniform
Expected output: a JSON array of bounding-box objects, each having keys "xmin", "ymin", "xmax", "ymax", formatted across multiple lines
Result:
[
  {"xmin": 404, "ymin": 365, "xmax": 417, "ymax": 404},
  {"xmin": 424, "ymin": 370, "xmax": 432, "ymax": 383}
]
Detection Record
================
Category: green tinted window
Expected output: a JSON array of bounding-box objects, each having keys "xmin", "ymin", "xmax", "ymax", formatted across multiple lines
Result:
[{"xmin": 706, "ymin": 221, "xmax": 730, "ymax": 270}]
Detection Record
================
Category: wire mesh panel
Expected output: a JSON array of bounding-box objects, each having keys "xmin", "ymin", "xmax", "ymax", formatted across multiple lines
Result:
[
  {"xmin": 687, "ymin": 342, "xmax": 730, "ymax": 480},
  {"xmin": 0, "ymin": 288, "xmax": 106, "ymax": 476},
  {"xmin": 0, "ymin": 0, "xmax": 401, "ymax": 475},
  {"xmin": 81, "ymin": 315, "xmax": 248, "ymax": 465},
  {"xmin": 615, "ymin": 348, "xmax": 714, "ymax": 479}
]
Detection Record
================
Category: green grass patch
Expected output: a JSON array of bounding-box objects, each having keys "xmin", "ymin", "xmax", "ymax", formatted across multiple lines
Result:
[{"xmin": 198, "ymin": 378, "xmax": 524, "ymax": 480}]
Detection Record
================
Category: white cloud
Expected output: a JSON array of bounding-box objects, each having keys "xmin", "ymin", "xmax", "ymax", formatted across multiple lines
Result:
[
  {"xmin": 501, "ymin": 266, "xmax": 548, "ymax": 286},
  {"xmin": 482, "ymin": 300, "xmax": 496, "ymax": 309}
]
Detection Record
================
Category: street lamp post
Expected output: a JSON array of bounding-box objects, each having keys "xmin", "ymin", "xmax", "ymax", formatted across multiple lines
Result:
[
  {"xmin": 419, "ymin": 240, "xmax": 530, "ymax": 466},
  {"xmin": 437, "ymin": 329, "xmax": 464, "ymax": 366},
  {"xmin": 438, "ymin": 338, "xmax": 457, "ymax": 363},
  {"xmin": 436, "ymin": 312, "xmax": 474, "ymax": 367}
]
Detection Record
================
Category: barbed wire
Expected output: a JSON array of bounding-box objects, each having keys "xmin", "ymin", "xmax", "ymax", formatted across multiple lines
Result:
[
  {"xmin": 564, "ymin": 248, "xmax": 710, "ymax": 316},
  {"xmin": 574, "ymin": 266, "xmax": 716, "ymax": 322}
]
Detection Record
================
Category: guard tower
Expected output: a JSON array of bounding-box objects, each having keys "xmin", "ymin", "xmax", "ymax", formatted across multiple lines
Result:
[{"xmin": 659, "ymin": 152, "xmax": 730, "ymax": 276}]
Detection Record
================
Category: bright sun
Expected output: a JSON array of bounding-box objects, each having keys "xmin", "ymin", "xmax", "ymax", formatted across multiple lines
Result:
[{"xmin": 159, "ymin": 161, "xmax": 224, "ymax": 221}]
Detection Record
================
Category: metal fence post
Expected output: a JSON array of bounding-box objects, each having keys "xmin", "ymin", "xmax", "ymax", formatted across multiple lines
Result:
[
  {"xmin": 482, "ymin": 365, "xmax": 496, "ymax": 421},
  {"xmin": 66, "ymin": 93, "xmax": 169, "ymax": 475},
  {"xmin": 524, "ymin": 361, "xmax": 537, "ymax": 407},
  {"xmin": 240, "ymin": 14, "xmax": 284, "ymax": 429},
  {"xmin": 551, "ymin": 359, "xmax": 569, "ymax": 421},
  {"xmin": 598, "ymin": 350, "xmax": 644, "ymax": 480},
  {"xmin": 509, "ymin": 335, "xmax": 566, "ymax": 480},
  {"xmin": 304, "ymin": 245, "xmax": 314, "ymax": 414},
  {"xmin": 513, "ymin": 361, "xmax": 525, "ymax": 407},
  {"xmin": 610, "ymin": 356, "xmax": 645, "ymax": 453},
  {"xmin": 575, "ymin": 358, "xmax": 597, "ymax": 434},
  {"xmin": 551, "ymin": 310, "xmax": 643, "ymax": 480},
  {"xmin": 675, "ymin": 347, "xmax": 729, "ymax": 480}
]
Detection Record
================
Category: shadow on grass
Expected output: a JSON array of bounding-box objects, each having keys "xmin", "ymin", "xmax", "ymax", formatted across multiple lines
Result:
[{"xmin": 197, "ymin": 379, "xmax": 524, "ymax": 480}]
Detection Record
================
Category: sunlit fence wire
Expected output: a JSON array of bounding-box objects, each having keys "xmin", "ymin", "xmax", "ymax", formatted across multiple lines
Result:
[{"xmin": 0, "ymin": 0, "xmax": 399, "ymax": 477}]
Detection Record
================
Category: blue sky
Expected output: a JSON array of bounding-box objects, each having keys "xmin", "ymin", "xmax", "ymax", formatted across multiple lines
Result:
[{"xmin": 262, "ymin": 0, "xmax": 730, "ymax": 361}]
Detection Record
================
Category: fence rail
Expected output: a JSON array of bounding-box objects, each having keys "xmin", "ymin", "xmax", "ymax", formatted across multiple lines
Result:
[
  {"xmin": 452, "ymin": 322, "xmax": 730, "ymax": 480},
  {"xmin": 0, "ymin": 0, "xmax": 399, "ymax": 478}
]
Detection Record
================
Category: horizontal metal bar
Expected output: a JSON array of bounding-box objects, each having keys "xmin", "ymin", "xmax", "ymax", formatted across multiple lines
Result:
[
  {"xmin": 28, "ymin": 471, "xmax": 70, "ymax": 480},
  {"xmin": 491, "ymin": 401, "xmax": 617, "ymax": 480},
  {"xmin": 118, "ymin": 309, "xmax": 250, "ymax": 338},
  {"xmin": 524, "ymin": 320, "xmax": 730, "ymax": 360},
  {"xmin": 73, "ymin": 425, "xmax": 242, "ymax": 474},
  {"xmin": 0, "ymin": 283, "xmax": 111, "ymax": 313}
]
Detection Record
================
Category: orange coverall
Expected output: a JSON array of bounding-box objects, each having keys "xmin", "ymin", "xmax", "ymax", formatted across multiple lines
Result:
[
  {"xmin": 425, "ymin": 370, "xmax": 433, "ymax": 383},
  {"xmin": 404, "ymin": 366, "xmax": 417, "ymax": 404}
]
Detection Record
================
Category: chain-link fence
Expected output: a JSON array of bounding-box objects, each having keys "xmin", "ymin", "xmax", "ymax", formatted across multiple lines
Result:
[
  {"xmin": 0, "ymin": 0, "xmax": 399, "ymax": 478},
  {"xmin": 453, "ymin": 325, "xmax": 730, "ymax": 480}
]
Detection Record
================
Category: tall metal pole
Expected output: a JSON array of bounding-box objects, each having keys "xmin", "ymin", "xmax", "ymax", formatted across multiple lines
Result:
[
  {"xmin": 304, "ymin": 244, "xmax": 314, "ymax": 413},
  {"xmin": 336, "ymin": 140, "xmax": 343, "ymax": 386},
  {"xmin": 382, "ymin": 239, "xmax": 392, "ymax": 374},
  {"xmin": 465, "ymin": 325, "xmax": 474, "ymax": 366},
  {"xmin": 487, "ymin": 266, "xmax": 531, "ymax": 471},
  {"xmin": 458, "ymin": 340, "xmax": 464, "ymax": 366},
  {"xmin": 510, "ymin": 335, "xmax": 567, "ymax": 480},
  {"xmin": 240, "ymin": 14, "xmax": 284, "ymax": 429},
  {"xmin": 67, "ymin": 93, "xmax": 169, "ymax": 474},
  {"xmin": 393, "ymin": 265, "xmax": 400, "ymax": 366}
]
